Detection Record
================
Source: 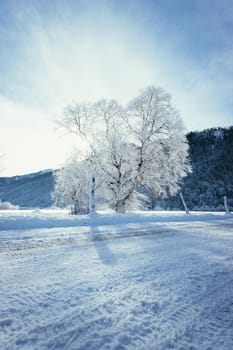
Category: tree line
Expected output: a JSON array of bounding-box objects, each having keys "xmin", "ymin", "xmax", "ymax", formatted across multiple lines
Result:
[{"xmin": 157, "ymin": 127, "xmax": 233, "ymax": 211}]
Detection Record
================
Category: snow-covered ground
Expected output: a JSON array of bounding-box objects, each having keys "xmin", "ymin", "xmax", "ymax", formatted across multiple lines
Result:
[{"xmin": 0, "ymin": 210, "xmax": 233, "ymax": 349}]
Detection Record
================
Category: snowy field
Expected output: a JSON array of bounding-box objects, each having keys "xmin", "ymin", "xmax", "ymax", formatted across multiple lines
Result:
[{"xmin": 1, "ymin": 210, "xmax": 233, "ymax": 350}]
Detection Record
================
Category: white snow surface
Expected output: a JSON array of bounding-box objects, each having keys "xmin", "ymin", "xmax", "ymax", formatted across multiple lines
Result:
[{"xmin": 1, "ymin": 210, "xmax": 233, "ymax": 349}]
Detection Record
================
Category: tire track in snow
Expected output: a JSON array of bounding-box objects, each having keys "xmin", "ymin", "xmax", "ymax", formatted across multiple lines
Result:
[
  {"xmin": 159, "ymin": 273, "xmax": 233, "ymax": 349},
  {"xmin": 1, "ymin": 220, "xmax": 233, "ymax": 349},
  {"xmin": 0, "ymin": 229, "xmax": 173, "ymax": 253}
]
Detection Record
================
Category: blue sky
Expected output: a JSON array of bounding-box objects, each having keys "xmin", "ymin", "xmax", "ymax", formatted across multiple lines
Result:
[{"xmin": 0, "ymin": 0, "xmax": 233, "ymax": 175}]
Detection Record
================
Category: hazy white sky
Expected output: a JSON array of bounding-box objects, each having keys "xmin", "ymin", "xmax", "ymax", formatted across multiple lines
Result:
[{"xmin": 0, "ymin": 0, "xmax": 233, "ymax": 176}]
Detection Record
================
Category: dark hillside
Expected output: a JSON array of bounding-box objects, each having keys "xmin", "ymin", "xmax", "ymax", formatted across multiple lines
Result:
[
  {"xmin": 160, "ymin": 127, "xmax": 233, "ymax": 211},
  {"xmin": 0, "ymin": 170, "xmax": 54, "ymax": 208}
]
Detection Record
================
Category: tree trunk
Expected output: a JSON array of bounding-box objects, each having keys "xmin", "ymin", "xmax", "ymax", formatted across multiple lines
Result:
[
  {"xmin": 89, "ymin": 172, "xmax": 96, "ymax": 215},
  {"xmin": 71, "ymin": 200, "xmax": 80, "ymax": 215},
  {"xmin": 224, "ymin": 195, "xmax": 230, "ymax": 214},
  {"xmin": 115, "ymin": 200, "xmax": 126, "ymax": 214},
  {"xmin": 180, "ymin": 193, "xmax": 190, "ymax": 215}
]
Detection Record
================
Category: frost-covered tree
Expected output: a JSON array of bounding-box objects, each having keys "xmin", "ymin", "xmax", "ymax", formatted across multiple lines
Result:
[
  {"xmin": 99, "ymin": 86, "xmax": 190, "ymax": 212},
  {"xmin": 57, "ymin": 86, "xmax": 191, "ymax": 213},
  {"xmin": 92, "ymin": 100, "xmax": 139, "ymax": 213},
  {"xmin": 126, "ymin": 86, "xmax": 191, "ymax": 202},
  {"xmin": 98, "ymin": 136, "xmax": 139, "ymax": 213},
  {"xmin": 58, "ymin": 99, "xmax": 134, "ymax": 213},
  {"xmin": 52, "ymin": 154, "xmax": 91, "ymax": 214}
]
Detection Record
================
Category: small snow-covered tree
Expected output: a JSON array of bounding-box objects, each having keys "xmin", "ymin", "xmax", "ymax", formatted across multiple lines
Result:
[
  {"xmin": 58, "ymin": 102, "xmax": 106, "ymax": 214},
  {"xmin": 52, "ymin": 154, "xmax": 91, "ymax": 214}
]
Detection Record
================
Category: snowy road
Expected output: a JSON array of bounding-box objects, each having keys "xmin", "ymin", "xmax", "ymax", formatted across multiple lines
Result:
[{"xmin": 1, "ymin": 216, "xmax": 233, "ymax": 349}]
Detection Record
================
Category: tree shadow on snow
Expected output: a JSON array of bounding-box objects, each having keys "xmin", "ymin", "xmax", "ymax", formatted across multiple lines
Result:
[{"xmin": 89, "ymin": 224, "xmax": 117, "ymax": 265}]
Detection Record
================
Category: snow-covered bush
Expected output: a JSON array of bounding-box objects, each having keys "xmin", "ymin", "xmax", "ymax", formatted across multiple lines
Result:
[{"xmin": 0, "ymin": 200, "xmax": 19, "ymax": 210}]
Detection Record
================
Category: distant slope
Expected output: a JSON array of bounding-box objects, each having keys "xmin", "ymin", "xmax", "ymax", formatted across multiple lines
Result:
[{"xmin": 0, "ymin": 170, "xmax": 54, "ymax": 208}]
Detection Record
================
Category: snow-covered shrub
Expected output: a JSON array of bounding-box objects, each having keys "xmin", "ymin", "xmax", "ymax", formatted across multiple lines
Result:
[{"xmin": 0, "ymin": 200, "xmax": 19, "ymax": 210}]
